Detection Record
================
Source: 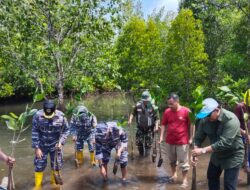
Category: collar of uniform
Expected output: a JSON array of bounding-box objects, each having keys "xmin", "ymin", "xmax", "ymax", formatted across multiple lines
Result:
[
  {"xmin": 217, "ymin": 108, "xmax": 224, "ymax": 122},
  {"xmin": 43, "ymin": 111, "xmax": 55, "ymax": 119}
]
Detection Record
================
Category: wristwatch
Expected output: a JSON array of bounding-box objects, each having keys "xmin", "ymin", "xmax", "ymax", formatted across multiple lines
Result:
[{"xmin": 201, "ymin": 148, "xmax": 206, "ymax": 154}]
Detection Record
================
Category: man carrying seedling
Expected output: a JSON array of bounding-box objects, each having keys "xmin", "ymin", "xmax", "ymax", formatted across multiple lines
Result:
[
  {"xmin": 159, "ymin": 93, "xmax": 191, "ymax": 188},
  {"xmin": 32, "ymin": 99, "xmax": 69, "ymax": 189},
  {"xmin": 70, "ymin": 105, "xmax": 97, "ymax": 166},
  {"xmin": 192, "ymin": 98, "xmax": 244, "ymax": 190},
  {"xmin": 128, "ymin": 90, "xmax": 159, "ymax": 157},
  {"xmin": 95, "ymin": 121, "xmax": 128, "ymax": 181}
]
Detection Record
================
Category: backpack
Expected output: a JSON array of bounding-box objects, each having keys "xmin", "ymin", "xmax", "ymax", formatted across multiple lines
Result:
[{"xmin": 136, "ymin": 102, "xmax": 155, "ymax": 129}]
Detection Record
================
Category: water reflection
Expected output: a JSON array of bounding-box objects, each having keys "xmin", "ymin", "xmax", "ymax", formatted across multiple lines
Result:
[{"xmin": 0, "ymin": 93, "xmax": 248, "ymax": 190}]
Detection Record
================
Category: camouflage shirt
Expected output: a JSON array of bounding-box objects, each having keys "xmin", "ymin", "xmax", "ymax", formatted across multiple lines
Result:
[
  {"xmin": 95, "ymin": 121, "xmax": 128, "ymax": 160},
  {"xmin": 32, "ymin": 109, "xmax": 69, "ymax": 149}
]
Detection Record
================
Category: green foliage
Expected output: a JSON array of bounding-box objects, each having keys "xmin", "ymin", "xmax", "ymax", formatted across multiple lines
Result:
[
  {"xmin": 216, "ymin": 9, "xmax": 250, "ymax": 84},
  {"xmin": 0, "ymin": 59, "xmax": 15, "ymax": 97},
  {"xmin": 116, "ymin": 9, "xmax": 208, "ymax": 103},
  {"xmin": 216, "ymin": 86, "xmax": 240, "ymax": 106},
  {"xmin": 188, "ymin": 85, "xmax": 205, "ymax": 123},
  {"xmin": 0, "ymin": 0, "xmax": 248, "ymax": 107},
  {"xmin": 217, "ymin": 75, "xmax": 248, "ymax": 97},
  {"xmin": 1, "ymin": 108, "xmax": 37, "ymax": 132},
  {"xmin": 0, "ymin": 0, "xmax": 123, "ymax": 103},
  {"xmin": 116, "ymin": 16, "xmax": 164, "ymax": 91},
  {"xmin": 215, "ymin": 76, "xmax": 248, "ymax": 108},
  {"xmin": 1, "ymin": 89, "xmax": 44, "ymax": 132},
  {"xmin": 64, "ymin": 99, "xmax": 79, "ymax": 118},
  {"xmin": 217, "ymin": 53, "xmax": 249, "ymax": 81},
  {"xmin": 0, "ymin": 90, "xmax": 42, "ymax": 188},
  {"xmin": 148, "ymin": 85, "xmax": 167, "ymax": 110},
  {"xmin": 1, "ymin": 102, "xmax": 38, "ymax": 152},
  {"xmin": 164, "ymin": 9, "xmax": 208, "ymax": 101},
  {"xmin": 0, "ymin": 82, "xmax": 14, "ymax": 98},
  {"xmin": 179, "ymin": 0, "xmax": 249, "ymax": 95},
  {"xmin": 117, "ymin": 119, "xmax": 128, "ymax": 128}
]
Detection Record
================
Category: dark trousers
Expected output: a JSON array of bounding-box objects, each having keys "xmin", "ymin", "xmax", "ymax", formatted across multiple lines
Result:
[{"xmin": 207, "ymin": 161, "xmax": 240, "ymax": 190}]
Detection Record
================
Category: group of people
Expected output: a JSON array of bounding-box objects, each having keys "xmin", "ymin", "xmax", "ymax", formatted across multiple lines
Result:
[
  {"xmin": 1, "ymin": 89, "xmax": 250, "ymax": 190},
  {"xmin": 157, "ymin": 91, "xmax": 249, "ymax": 190},
  {"xmin": 31, "ymin": 99, "xmax": 130, "ymax": 189},
  {"xmin": 127, "ymin": 89, "xmax": 249, "ymax": 190}
]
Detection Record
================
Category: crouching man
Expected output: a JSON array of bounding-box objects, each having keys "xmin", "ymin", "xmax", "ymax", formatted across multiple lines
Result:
[{"xmin": 95, "ymin": 121, "xmax": 128, "ymax": 181}]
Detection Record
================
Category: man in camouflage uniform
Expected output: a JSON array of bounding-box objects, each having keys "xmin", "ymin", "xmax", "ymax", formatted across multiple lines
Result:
[
  {"xmin": 70, "ymin": 105, "xmax": 97, "ymax": 166},
  {"xmin": 95, "ymin": 121, "xmax": 128, "ymax": 181},
  {"xmin": 128, "ymin": 90, "xmax": 159, "ymax": 156},
  {"xmin": 32, "ymin": 99, "xmax": 69, "ymax": 189}
]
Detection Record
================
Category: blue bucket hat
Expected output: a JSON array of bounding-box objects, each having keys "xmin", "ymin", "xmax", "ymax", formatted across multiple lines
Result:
[{"xmin": 196, "ymin": 98, "xmax": 219, "ymax": 119}]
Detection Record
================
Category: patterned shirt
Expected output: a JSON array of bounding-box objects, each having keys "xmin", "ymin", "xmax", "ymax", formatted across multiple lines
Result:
[{"xmin": 32, "ymin": 109, "xmax": 69, "ymax": 148}]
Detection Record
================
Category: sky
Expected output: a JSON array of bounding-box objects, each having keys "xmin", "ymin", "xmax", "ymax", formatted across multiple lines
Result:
[{"xmin": 141, "ymin": 0, "xmax": 180, "ymax": 16}]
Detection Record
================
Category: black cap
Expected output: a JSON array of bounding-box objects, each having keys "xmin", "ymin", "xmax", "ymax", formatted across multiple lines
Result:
[{"xmin": 43, "ymin": 99, "xmax": 56, "ymax": 118}]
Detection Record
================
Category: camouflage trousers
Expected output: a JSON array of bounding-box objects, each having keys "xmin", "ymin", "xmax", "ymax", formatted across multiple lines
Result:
[
  {"xmin": 34, "ymin": 146, "xmax": 63, "ymax": 172},
  {"xmin": 135, "ymin": 128, "xmax": 153, "ymax": 150},
  {"xmin": 100, "ymin": 146, "xmax": 128, "ymax": 168},
  {"xmin": 75, "ymin": 133, "xmax": 95, "ymax": 152}
]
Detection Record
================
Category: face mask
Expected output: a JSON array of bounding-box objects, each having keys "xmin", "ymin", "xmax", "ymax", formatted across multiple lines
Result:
[
  {"xmin": 146, "ymin": 101, "xmax": 152, "ymax": 108},
  {"xmin": 43, "ymin": 100, "xmax": 56, "ymax": 116}
]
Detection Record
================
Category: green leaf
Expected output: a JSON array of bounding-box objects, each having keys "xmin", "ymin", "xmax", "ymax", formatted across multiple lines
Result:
[
  {"xmin": 195, "ymin": 103, "xmax": 203, "ymax": 112},
  {"xmin": 224, "ymin": 93, "xmax": 235, "ymax": 98},
  {"xmin": 28, "ymin": 109, "xmax": 38, "ymax": 116},
  {"xmin": 1, "ymin": 115, "xmax": 16, "ymax": 121},
  {"xmin": 228, "ymin": 96, "xmax": 239, "ymax": 105},
  {"xmin": 18, "ymin": 113, "xmax": 27, "ymax": 124},
  {"xmin": 33, "ymin": 93, "xmax": 45, "ymax": 102},
  {"xmin": 218, "ymin": 86, "xmax": 231, "ymax": 93},
  {"xmin": 6, "ymin": 120, "xmax": 18, "ymax": 131},
  {"xmin": 9, "ymin": 112, "xmax": 18, "ymax": 119},
  {"xmin": 117, "ymin": 120, "xmax": 128, "ymax": 127}
]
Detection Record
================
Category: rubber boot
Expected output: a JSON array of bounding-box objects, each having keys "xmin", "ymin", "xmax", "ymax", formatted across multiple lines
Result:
[
  {"xmin": 90, "ymin": 152, "xmax": 96, "ymax": 166},
  {"xmin": 76, "ymin": 150, "xmax": 83, "ymax": 165},
  {"xmin": 51, "ymin": 170, "xmax": 63, "ymax": 188},
  {"xmin": 50, "ymin": 170, "xmax": 56, "ymax": 185},
  {"xmin": 34, "ymin": 172, "xmax": 43, "ymax": 189}
]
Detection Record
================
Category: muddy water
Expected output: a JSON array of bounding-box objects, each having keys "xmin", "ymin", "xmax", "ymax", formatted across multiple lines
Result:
[{"xmin": 0, "ymin": 94, "xmax": 248, "ymax": 190}]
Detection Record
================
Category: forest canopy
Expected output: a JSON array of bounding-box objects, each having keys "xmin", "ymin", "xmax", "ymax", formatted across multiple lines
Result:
[{"xmin": 0, "ymin": 0, "xmax": 249, "ymax": 106}]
